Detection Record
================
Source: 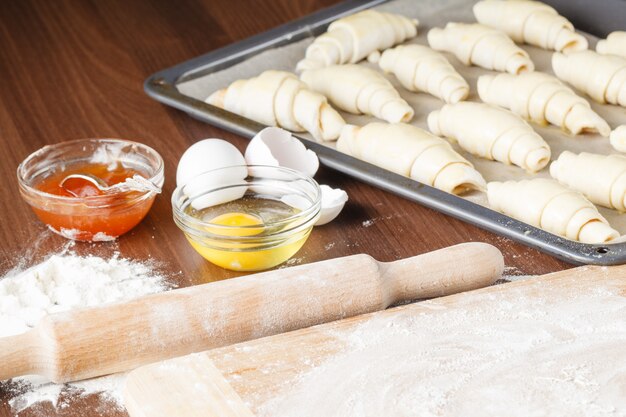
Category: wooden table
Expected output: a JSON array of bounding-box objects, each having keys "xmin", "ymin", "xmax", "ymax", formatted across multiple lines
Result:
[{"xmin": 0, "ymin": 0, "xmax": 569, "ymax": 415}]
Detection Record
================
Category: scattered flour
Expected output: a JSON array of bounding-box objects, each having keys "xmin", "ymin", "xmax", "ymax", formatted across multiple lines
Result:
[
  {"xmin": 499, "ymin": 265, "xmax": 535, "ymax": 283},
  {"xmin": 49, "ymin": 226, "xmax": 117, "ymax": 242},
  {"xmin": 278, "ymin": 257, "xmax": 305, "ymax": 269},
  {"xmin": 256, "ymin": 285, "xmax": 626, "ymax": 417},
  {"xmin": 502, "ymin": 274, "xmax": 536, "ymax": 282},
  {"xmin": 361, "ymin": 214, "xmax": 404, "ymax": 229},
  {"xmin": 0, "ymin": 252, "xmax": 172, "ymax": 414},
  {"xmin": 503, "ymin": 265, "xmax": 522, "ymax": 276},
  {"xmin": 91, "ymin": 232, "xmax": 118, "ymax": 242},
  {"xmin": 89, "ymin": 142, "xmax": 127, "ymax": 171}
]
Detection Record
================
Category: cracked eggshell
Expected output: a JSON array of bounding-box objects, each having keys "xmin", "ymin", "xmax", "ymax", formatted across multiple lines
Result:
[
  {"xmin": 246, "ymin": 128, "xmax": 345, "ymax": 225},
  {"xmin": 176, "ymin": 139, "xmax": 248, "ymax": 210},
  {"xmin": 281, "ymin": 185, "xmax": 347, "ymax": 226},
  {"xmin": 245, "ymin": 127, "xmax": 319, "ymax": 177},
  {"xmin": 316, "ymin": 185, "xmax": 349, "ymax": 226}
]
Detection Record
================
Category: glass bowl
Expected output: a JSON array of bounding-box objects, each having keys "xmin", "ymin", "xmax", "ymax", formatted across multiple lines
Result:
[
  {"xmin": 172, "ymin": 165, "xmax": 321, "ymax": 272},
  {"xmin": 17, "ymin": 138, "xmax": 164, "ymax": 241}
]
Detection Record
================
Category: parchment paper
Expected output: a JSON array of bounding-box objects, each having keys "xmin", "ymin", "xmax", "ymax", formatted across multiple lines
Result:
[{"xmin": 177, "ymin": 0, "xmax": 626, "ymax": 238}]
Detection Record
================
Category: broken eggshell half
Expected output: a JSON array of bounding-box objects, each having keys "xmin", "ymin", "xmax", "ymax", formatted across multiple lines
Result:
[
  {"xmin": 245, "ymin": 127, "xmax": 319, "ymax": 177},
  {"xmin": 281, "ymin": 184, "xmax": 347, "ymax": 225},
  {"xmin": 246, "ymin": 127, "xmax": 348, "ymax": 225},
  {"xmin": 317, "ymin": 185, "xmax": 349, "ymax": 225}
]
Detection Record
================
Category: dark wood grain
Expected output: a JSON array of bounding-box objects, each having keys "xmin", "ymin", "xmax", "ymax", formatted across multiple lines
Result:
[{"xmin": 0, "ymin": 0, "xmax": 570, "ymax": 415}]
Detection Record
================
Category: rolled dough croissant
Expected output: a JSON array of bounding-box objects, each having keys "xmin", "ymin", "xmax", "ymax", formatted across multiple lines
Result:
[
  {"xmin": 597, "ymin": 31, "xmax": 626, "ymax": 58},
  {"xmin": 473, "ymin": 0, "xmax": 588, "ymax": 52},
  {"xmin": 428, "ymin": 102, "xmax": 550, "ymax": 173},
  {"xmin": 550, "ymin": 151, "xmax": 626, "ymax": 212},
  {"xmin": 207, "ymin": 70, "xmax": 345, "ymax": 142},
  {"xmin": 296, "ymin": 10, "xmax": 418, "ymax": 72},
  {"xmin": 611, "ymin": 126, "xmax": 626, "ymax": 153},
  {"xmin": 300, "ymin": 65, "xmax": 414, "ymax": 123},
  {"xmin": 477, "ymin": 72, "xmax": 611, "ymax": 137},
  {"xmin": 378, "ymin": 44, "xmax": 469, "ymax": 103},
  {"xmin": 427, "ymin": 23, "xmax": 534, "ymax": 74},
  {"xmin": 337, "ymin": 123, "xmax": 486, "ymax": 194},
  {"xmin": 552, "ymin": 50, "xmax": 626, "ymax": 107},
  {"xmin": 488, "ymin": 179, "xmax": 619, "ymax": 243}
]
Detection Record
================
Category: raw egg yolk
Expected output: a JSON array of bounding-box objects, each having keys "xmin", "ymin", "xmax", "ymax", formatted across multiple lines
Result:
[
  {"xmin": 188, "ymin": 211, "xmax": 311, "ymax": 271},
  {"xmin": 207, "ymin": 212, "xmax": 264, "ymax": 236}
]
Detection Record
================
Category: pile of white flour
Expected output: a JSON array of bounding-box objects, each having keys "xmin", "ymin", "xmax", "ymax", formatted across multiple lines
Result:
[{"xmin": 0, "ymin": 252, "xmax": 171, "ymax": 414}]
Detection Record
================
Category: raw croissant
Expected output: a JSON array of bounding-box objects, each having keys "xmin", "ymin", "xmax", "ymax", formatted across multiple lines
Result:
[
  {"xmin": 597, "ymin": 31, "xmax": 626, "ymax": 58},
  {"xmin": 427, "ymin": 23, "xmax": 534, "ymax": 74},
  {"xmin": 552, "ymin": 50, "xmax": 626, "ymax": 107},
  {"xmin": 428, "ymin": 102, "xmax": 550, "ymax": 173},
  {"xmin": 207, "ymin": 70, "xmax": 345, "ymax": 142},
  {"xmin": 488, "ymin": 179, "xmax": 619, "ymax": 243},
  {"xmin": 611, "ymin": 126, "xmax": 626, "ymax": 153},
  {"xmin": 477, "ymin": 72, "xmax": 611, "ymax": 137},
  {"xmin": 296, "ymin": 10, "xmax": 418, "ymax": 72},
  {"xmin": 378, "ymin": 44, "xmax": 469, "ymax": 103},
  {"xmin": 337, "ymin": 123, "xmax": 486, "ymax": 194},
  {"xmin": 300, "ymin": 65, "xmax": 414, "ymax": 123},
  {"xmin": 550, "ymin": 151, "xmax": 626, "ymax": 212},
  {"xmin": 473, "ymin": 0, "xmax": 588, "ymax": 52}
]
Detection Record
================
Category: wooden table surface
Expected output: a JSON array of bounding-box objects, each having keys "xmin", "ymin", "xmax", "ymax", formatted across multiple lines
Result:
[{"xmin": 0, "ymin": 0, "xmax": 570, "ymax": 415}]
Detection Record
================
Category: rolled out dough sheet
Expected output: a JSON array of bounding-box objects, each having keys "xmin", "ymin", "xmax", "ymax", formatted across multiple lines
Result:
[{"xmin": 177, "ymin": 0, "xmax": 626, "ymax": 239}]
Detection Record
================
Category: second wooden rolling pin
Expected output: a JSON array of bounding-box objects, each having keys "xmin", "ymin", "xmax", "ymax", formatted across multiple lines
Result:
[{"xmin": 0, "ymin": 242, "xmax": 503, "ymax": 383}]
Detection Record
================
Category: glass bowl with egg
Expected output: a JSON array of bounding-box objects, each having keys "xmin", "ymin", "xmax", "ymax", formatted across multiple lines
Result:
[
  {"xmin": 172, "ymin": 165, "xmax": 321, "ymax": 271},
  {"xmin": 17, "ymin": 138, "xmax": 164, "ymax": 241}
]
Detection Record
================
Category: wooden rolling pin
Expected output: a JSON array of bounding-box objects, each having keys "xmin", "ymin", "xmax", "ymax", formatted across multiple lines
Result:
[{"xmin": 0, "ymin": 242, "xmax": 503, "ymax": 383}]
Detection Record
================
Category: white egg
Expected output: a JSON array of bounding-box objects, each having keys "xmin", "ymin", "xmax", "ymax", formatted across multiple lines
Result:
[
  {"xmin": 183, "ymin": 168, "xmax": 248, "ymax": 211},
  {"xmin": 245, "ymin": 127, "xmax": 319, "ymax": 177},
  {"xmin": 177, "ymin": 139, "xmax": 248, "ymax": 210},
  {"xmin": 316, "ymin": 185, "xmax": 348, "ymax": 226},
  {"xmin": 176, "ymin": 139, "xmax": 246, "ymax": 186}
]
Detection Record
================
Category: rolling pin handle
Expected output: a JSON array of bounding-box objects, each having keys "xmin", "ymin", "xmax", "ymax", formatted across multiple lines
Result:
[
  {"xmin": 379, "ymin": 242, "xmax": 504, "ymax": 305},
  {"xmin": 0, "ymin": 330, "xmax": 43, "ymax": 381}
]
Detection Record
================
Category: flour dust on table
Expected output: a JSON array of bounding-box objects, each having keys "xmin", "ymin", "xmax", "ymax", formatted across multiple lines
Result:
[
  {"xmin": 0, "ymin": 249, "xmax": 173, "ymax": 414},
  {"xmin": 256, "ymin": 279, "xmax": 626, "ymax": 417}
]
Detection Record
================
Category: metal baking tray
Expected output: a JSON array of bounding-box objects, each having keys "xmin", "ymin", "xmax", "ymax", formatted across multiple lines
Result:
[{"xmin": 144, "ymin": 0, "xmax": 626, "ymax": 265}]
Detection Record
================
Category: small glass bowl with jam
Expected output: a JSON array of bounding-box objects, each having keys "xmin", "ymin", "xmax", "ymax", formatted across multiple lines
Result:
[
  {"xmin": 18, "ymin": 138, "xmax": 164, "ymax": 241},
  {"xmin": 172, "ymin": 165, "xmax": 321, "ymax": 272}
]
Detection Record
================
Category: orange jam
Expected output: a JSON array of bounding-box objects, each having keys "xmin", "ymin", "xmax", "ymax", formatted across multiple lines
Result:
[{"xmin": 32, "ymin": 162, "xmax": 157, "ymax": 241}]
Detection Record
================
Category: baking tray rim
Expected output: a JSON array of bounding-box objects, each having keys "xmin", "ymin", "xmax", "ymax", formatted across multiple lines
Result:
[{"xmin": 143, "ymin": 0, "xmax": 626, "ymax": 266}]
